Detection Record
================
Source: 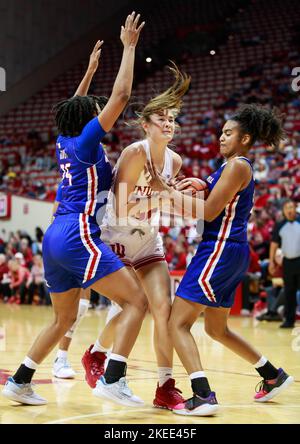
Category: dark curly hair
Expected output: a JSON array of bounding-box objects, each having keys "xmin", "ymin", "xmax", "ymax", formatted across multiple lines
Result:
[
  {"xmin": 53, "ymin": 95, "xmax": 108, "ymax": 137},
  {"xmin": 231, "ymin": 104, "xmax": 286, "ymax": 148}
]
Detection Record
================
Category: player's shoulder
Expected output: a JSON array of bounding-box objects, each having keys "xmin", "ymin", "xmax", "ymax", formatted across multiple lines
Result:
[
  {"xmin": 225, "ymin": 157, "xmax": 252, "ymax": 175},
  {"xmin": 169, "ymin": 149, "xmax": 182, "ymax": 175},
  {"xmin": 120, "ymin": 142, "xmax": 147, "ymax": 163},
  {"xmin": 170, "ymin": 149, "xmax": 182, "ymax": 164}
]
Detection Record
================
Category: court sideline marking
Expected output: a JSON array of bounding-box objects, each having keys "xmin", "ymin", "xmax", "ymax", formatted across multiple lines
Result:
[
  {"xmin": 43, "ymin": 403, "xmax": 300, "ymax": 424},
  {"xmin": 43, "ymin": 407, "xmax": 154, "ymax": 424}
]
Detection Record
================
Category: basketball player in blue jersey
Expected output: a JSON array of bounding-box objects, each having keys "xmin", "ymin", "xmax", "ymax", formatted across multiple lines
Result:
[
  {"xmin": 2, "ymin": 12, "xmax": 147, "ymax": 407},
  {"xmin": 148, "ymin": 105, "xmax": 294, "ymax": 416},
  {"xmin": 48, "ymin": 42, "xmax": 102, "ymax": 380}
]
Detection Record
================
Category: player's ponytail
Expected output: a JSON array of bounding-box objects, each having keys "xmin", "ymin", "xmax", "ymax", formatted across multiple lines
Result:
[
  {"xmin": 231, "ymin": 104, "xmax": 286, "ymax": 148},
  {"xmin": 137, "ymin": 62, "xmax": 191, "ymax": 123}
]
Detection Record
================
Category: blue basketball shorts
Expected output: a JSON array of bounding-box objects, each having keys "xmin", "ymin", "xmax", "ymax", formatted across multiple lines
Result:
[
  {"xmin": 43, "ymin": 213, "xmax": 125, "ymax": 293},
  {"xmin": 176, "ymin": 239, "xmax": 250, "ymax": 308}
]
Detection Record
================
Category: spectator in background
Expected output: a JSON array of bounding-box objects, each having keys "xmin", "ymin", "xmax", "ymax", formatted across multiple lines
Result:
[
  {"xmin": 31, "ymin": 227, "xmax": 44, "ymax": 255},
  {"xmin": 257, "ymin": 249, "xmax": 284, "ymax": 322},
  {"xmin": 163, "ymin": 234, "xmax": 176, "ymax": 265},
  {"xmin": 14, "ymin": 252, "xmax": 25, "ymax": 267},
  {"xmin": 8, "ymin": 259, "xmax": 30, "ymax": 304},
  {"xmin": 0, "ymin": 229, "xmax": 9, "ymax": 248},
  {"xmin": 254, "ymin": 160, "xmax": 268, "ymax": 182},
  {"xmin": 251, "ymin": 229, "xmax": 269, "ymax": 260},
  {"xmin": 0, "ymin": 254, "xmax": 11, "ymax": 302},
  {"xmin": 186, "ymin": 244, "xmax": 196, "ymax": 267},
  {"xmin": 269, "ymin": 199, "xmax": 300, "ymax": 328},
  {"xmin": 27, "ymin": 255, "xmax": 48, "ymax": 305},
  {"xmin": 19, "ymin": 238, "xmax": 33, "ymax": 269},
  {"xmin": 171, "ymin": 244, "xmax": 187, "ymax": 271},
  {"xmin": 241, "ymin": 247, "xmax": 262, "ymax": 315}
]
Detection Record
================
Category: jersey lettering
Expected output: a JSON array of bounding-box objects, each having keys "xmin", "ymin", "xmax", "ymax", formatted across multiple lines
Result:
[{"xmin": 61, "ymin": 163, "xmax": 72, "ymax": 186}]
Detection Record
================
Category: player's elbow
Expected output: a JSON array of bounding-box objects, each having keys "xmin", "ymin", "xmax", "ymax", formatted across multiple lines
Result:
[
  {"xmin": 116, "ymin": 90, "xmax": 131, "ymax": 104},
  {"xmin": 204, "ymin": 213, "xmax": 216, "ymax": 223}
]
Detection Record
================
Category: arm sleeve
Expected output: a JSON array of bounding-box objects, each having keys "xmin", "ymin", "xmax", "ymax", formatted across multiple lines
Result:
[
  {"xmin": 55, "ymin": 181, "xmax": 63, "ymax": 203},
  {"xmin": 272, "ymin": 221, "xmax": 282, "ymax": 245},
  {"xmin": 75, "ymin": 117, "xmax": 107, "ymax": 163}
]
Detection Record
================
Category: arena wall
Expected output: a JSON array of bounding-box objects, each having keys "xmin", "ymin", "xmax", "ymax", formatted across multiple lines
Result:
[{"xmin": 0, "ymin": 194, "xmax": 52, "ymax": 238}]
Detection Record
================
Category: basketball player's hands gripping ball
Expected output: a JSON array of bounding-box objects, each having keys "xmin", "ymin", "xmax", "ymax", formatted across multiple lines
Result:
[
  {"xmin": 120, "ymin": 12, "xmax": 145, "ymax": 48},
  {"xmin": 175, "ymin": 177, "xmax": 210, "ymax": 200},
  {"xmin": 167, "ymin": 175, "xmax": 187, "ymax": 190},
  {"xmin": 146, "ymin": 160, "xmax": 170, "ymax": 193},
  {"xmin": 88, "ymin": 40, "xmax": 104, "ymax": 74}
]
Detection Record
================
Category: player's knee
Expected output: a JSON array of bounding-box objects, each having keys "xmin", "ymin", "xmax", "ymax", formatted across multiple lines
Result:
[
  {"xmin": 137, "ymin": 297, "xmax": 148, "ymax": 315},
  {"xmin": 56, "ymin": 313, "xmax": 78, "ymax": 330},
  {"xmin": 205, "ymin": 324, "xmax": 227, "ymax": 340},
  {"xmin": 153, "ymin": 300, "xmax": 171, "ymax": 322},
  {"xmin": 129, "ymin": 288, "xmax": 148, "ymax": 314},
  {"xmin": 167, "ymin": 317, "xmax": 176, "ymax": 335},
  {"xmin": 168, "ymin": 315, "xmax": 188, "ymax": 335}
]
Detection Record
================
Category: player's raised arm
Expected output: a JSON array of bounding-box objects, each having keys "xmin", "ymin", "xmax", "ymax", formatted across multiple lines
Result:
[
  {"xmin": 98, "ymin": 12, "xmax": 145, "ymax": 133},
  {"xmin": 74, "ymin": 40, "xmax": 104, "ymax": 97}
]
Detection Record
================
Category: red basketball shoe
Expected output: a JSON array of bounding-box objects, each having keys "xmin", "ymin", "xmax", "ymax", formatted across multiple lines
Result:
[
  {"xmin": 81, "ymin": 345, "xmax": 106, "ymax": 388},
  {"xmin": 153, "ymin": 378, "xmax": 185, "ymax": 410}
]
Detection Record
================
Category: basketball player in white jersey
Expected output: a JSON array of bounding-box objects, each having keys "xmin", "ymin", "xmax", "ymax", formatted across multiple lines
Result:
[{"xmin": 82, "ymin": 64, "xmax": 191, "ymax": 410}]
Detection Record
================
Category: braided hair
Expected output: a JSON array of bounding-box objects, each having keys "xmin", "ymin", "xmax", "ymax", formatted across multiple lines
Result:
[
  {"xmin": 231, "ymin": 104, "xmax": 285, "ymax": 148},
  {"xmin": 53, "ymin": 95, "xmax": 108, "ymax": 137}
]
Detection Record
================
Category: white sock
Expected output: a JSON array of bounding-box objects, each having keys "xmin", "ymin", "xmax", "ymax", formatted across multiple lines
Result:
[
  {"xmin": 254, "ymin": 356, "xmax": 268, "ymax": 369},
  {"xmin": 56, "ymin": 349, "xmax": 68, "ymax": 360},
  {"xmin": 189, "ymin": 371, "xmax": 206, "ymax": 380},
  {"xmin": 109, "ymin": 353, "xmax": 127, "ymax": 363},
  {"xmin": 158, "ymin": 367, "xmax": 173, "ymax": 387},
  {"xmin": 65, "ymin": 298, "xmax": 89, "ymax": 339},
  {"xmin": 23, "ymin": 356, "xmax": 38, "ymax": 370},
  {"xmin": 91, "ymin": 340, "xmax": 109, "ymax": 354}
]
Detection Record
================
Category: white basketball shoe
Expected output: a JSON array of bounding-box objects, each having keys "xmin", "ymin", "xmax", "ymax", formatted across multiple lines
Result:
[
  {"xmin": 2, "ymin": 377, "xmax": 47, "ymax": 405},
  {"xmin": 93, "ymin": 376, "xmax": 144, "ymax": 407},
  {"xmin": 52, "ymin": 357, "xmax": 76, "ymax": 379}
]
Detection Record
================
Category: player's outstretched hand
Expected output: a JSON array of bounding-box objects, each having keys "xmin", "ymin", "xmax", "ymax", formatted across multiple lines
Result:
[
  {"xmin": 88, "ymin": 40, "xmax": 104, "ymax": 74},
  {"xmin": 120, "ymin": 12, "xmax": 145, "ymax": 48}
]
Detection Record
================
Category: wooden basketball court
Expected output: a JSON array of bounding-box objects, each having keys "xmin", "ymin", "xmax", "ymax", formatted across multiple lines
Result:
[{"xmin": 0, "ymin": 305, "xmax": 299, "ymax": 424}]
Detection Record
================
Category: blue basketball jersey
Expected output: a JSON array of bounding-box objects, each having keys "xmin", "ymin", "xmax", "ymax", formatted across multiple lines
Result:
[
  {"xmin": 203, "ymin": 157, "xmax": 254, "ymax": 243},
  {"xmin": 176, "ymin": 156, "xmax": 254, "ymax": 307},
  {"xmin": 55, "ymin": 117, "xmax": 112, "ymax": 218},
  {"xmin": 43, "ymin": 116, "xmax": 125, "ymax": 293}
]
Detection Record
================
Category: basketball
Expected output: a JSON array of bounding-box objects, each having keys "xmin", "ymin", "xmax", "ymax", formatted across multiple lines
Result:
[{"xmin": 184, "ymin": 177, "xmax": 209, "ymax": 199}]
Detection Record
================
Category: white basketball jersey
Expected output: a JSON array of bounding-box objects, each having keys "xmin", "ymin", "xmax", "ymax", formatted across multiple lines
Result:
[{"xmin": 101, "ymin": 139, "xmax": 173, "ymax": 234}]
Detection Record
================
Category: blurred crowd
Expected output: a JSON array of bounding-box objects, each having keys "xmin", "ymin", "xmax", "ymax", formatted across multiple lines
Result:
[{"xmin": 0, "ymin": 228, "xmax": 50, "ymax": 305}]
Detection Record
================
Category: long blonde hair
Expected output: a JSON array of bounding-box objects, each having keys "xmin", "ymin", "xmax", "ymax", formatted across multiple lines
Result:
[{"xmin": 134, "ymin": 62, "xmax": 191, "ymax": 131}]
